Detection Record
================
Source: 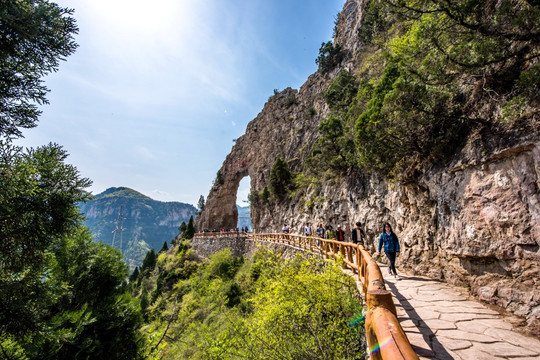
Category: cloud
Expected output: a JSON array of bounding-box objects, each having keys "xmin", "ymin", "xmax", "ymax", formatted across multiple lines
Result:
[{"xmin": 231, "ymin": 121, "xmax": 237, "ymax": 127}]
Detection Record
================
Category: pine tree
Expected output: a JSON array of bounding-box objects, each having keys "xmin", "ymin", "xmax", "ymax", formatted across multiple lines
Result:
[
  {"xmin": 183, "ymin": 216, "xmax": 195, "ymax": 239},
  {"xmin": 159, "ymin": 241, "xmax": 169, "ymax": 253}
]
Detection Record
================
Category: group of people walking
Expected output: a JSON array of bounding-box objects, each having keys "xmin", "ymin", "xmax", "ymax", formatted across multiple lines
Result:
[{"xmin": 281, "ymin": 221, "xmax": 401, "ymax": 280}]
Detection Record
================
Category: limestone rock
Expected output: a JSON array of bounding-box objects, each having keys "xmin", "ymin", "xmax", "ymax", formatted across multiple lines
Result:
[{"xmin": 196, "ymin": 0, "xmax": 540, "ymax": 336}]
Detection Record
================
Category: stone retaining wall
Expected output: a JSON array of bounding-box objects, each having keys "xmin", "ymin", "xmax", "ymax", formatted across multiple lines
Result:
[{"xmin": 191, "ymin": 235, "xmax": 306, "ymax": 260}]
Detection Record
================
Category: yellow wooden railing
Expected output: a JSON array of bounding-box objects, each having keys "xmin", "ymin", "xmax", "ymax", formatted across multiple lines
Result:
[{"xmin": 194, "ymin": 231, "xmax": 419, "ymax": 359}]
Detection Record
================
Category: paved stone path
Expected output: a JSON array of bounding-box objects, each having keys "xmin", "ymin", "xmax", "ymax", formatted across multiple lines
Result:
[{"xmin": 377, "ymin": 263, "xmax": 540, "ymax": 359}]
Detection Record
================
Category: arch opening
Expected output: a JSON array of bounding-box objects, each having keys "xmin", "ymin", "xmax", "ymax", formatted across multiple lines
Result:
[{"xmin": 236, "ymin": 176, "xmax": 253, "ymax": 230}]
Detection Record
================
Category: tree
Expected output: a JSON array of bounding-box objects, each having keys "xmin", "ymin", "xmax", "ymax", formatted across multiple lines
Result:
[
  {"xmin": 159, "ymin": 241, "xmax": 169, "ymax": 253},
  {"xmin": 214, "ymin": 170, "xmax": 224, "ymax": 186},
  {"xmin": 237, "ymin": 255, "xmax": 365, "ymax": 359},
  {"xmin": 269, "ymin": 158, "xmax": 292, "ymax": 198},
  {"xmin": 130, "ymin": 267, "xmax": 140, "ymax": 283},
  {"xmin": 141, "ymin": 249, "xmax": 157, "ymax": 275},
  {"xmin": 0, "ymin": 0, "xmax": 78, "ymax": 139},
  {"xmin": 315, "ymin": 41, "xmax": 343, "ymax": 73},
  {"xmin": 0, "ymin": 142, "xmax": 91, "ymax": 335},
  {"xmin": 324, "ymin": 70, "xmax": 357, "ymax": 114},
  {"xmin": 178, "ymin": 221, "xmax": 187, "ymax": 233},
  {"xmin": 197, "ymin": 195, "xmax": 205, "ymax": 214},
  {"xmin": 182, "ymin": 216, "xmax": 195, "ymax": 239},
  {"xmin": 40, "ymin": 227, "xmax": 144, "ymax": 360},
  {"xmin": 261, "ymin": 186, "xmax": 270, "ymax": 203}
]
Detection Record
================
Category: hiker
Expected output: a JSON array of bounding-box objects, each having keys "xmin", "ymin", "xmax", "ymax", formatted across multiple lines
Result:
[
  {"xmin": 304, "ymin": 223, "xmax": 311, "ymax": 236},
  {"xmin": 351, "ymin": 221, "xmax": 365, "ymax": 245},
  {"xmin": 375, "ymin": 222, "xmax": 401, "ymax": 280},
  {"xmin": 325, "ymin": 225, "xmax": 336, "ymax": 240},
  {"xmin": 335, "ymin": 225, "xmax": 346, "ymax": 241},
  {"xmin": 282, "ymin": 224, "xmax": 290, "ymax": 234},
  {"xmin": 316, "ymin": 223, "xmax": 325, "ymax": 238}
]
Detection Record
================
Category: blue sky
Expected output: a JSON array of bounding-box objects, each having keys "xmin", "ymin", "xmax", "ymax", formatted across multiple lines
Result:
[{"xmin": 16, "ymin": 0, "xmax": 345, "ymax": 206}]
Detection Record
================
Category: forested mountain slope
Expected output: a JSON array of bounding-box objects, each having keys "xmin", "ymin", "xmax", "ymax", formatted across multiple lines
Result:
[{"xmin": 79, "ymin": 187, "xmax": 196, "ymax": 268}]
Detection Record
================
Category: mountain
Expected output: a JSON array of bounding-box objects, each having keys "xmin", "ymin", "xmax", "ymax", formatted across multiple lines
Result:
[
  {"xmin": 197, "ymin": 0, "xmax": 540, "ymax": 335},
  {"xmin": 237, "ymin": 205, "xmax": 252, "ymax": 230},
  {"xmin": 78, "ymin": 187, "xmax": 197, "ymax": 268}
]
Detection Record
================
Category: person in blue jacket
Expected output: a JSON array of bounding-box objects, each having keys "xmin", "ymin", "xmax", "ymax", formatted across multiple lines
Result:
[{"xmin": 376, "ymin": 222, "xmax": 401, "ymax": 280}]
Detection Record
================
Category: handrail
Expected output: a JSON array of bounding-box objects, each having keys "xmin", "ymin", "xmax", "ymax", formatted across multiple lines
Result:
[
  {"xmin": 194, "ymin": 231, "xmax": 249, "ymax": 237},
  {"xmin": 233, "ymin": 232, "xmax": 418, "ymax": 360}
]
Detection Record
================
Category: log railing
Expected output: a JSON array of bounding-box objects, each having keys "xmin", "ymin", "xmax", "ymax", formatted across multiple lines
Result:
[{"xmin": 242, "ymin": 233, "xmax": 419, "ymax": 360}]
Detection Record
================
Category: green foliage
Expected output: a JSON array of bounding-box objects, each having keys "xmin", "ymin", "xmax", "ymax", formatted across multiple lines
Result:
[
  {"xmin": 357, "ymin": 0, "xmax": 391, "ymax": 45},
  {"xmin": 203, "ymin": 248, "xmax": 243, "ymax": 280},
  {"xmin": 136, "ymin": 246, "xmax": 365, "ymax": 359},
  {"xmin": 130, "ymin": 267, "xmax": 140, "ymax": 282},
  {"xmin": 269, "ymin": 158, "xmax": 293, "ymax": 198},
  {"xmin": 179, "ymin": 221, "xmax": 187, "ymax": 233},
  {"xmin": 197, "ymin": 195, "xmax": 205, "ymax": 214},
  {"xmin": 307, "ymin": 114, "xmax": 356, "ymax": 174},
  {"xmin": 141, "ymin": 249, "xmax": 157, "ymax": 274},
  {"xmin": 160, "ymin": 241, "xmax": 169, "ymax": 253},
  {"xmin": 42, "ymin": 228, "xmax": 144, "ymax": 360},
  {"xmin": 0, "ymin": 0, "xmax": 78, "ymax": 138},
  {"xmin": 214, "ymin": 170, "xmax": 224, "ymax": 186},
  {"xmin": 0, "ymin": 142, "xmax": 91, "ymax": 335},
  {"xmin": 324, "ymin": 70, "xmax": 358, "ymax": 113},
  {"xmin": 183, "ymin": 215, "xmax": 195, "ymax": 239},
  {"xmin": 237, "ymin": 254, "xmax": 364, "ymax": 359},
  {"xmin": 315, "ymin": 41, "xmax": 343, "ymax": 73},
  {"xmin": 248, "ymin": 190, "xmax": 260, "ymax": 205},
  {"xmin": 311, "ymin": 0, "xmax": 539, "ymax": 179},
  {"xmin": 261, "ymin": 186, "xmax": 270, "ymax": 203},
  {"xmin": 285, "ymin": 95, "xmax": 298, "ymax": 107}
]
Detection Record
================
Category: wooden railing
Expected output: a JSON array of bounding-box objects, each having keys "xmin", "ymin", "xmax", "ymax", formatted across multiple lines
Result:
[
  {"xmin": 241, "ymin": 233, "xmax": 419, "ymax": 360},
  {"xmin": 194, "ymin": 231, "xmax": 248, "ymax": 237}
]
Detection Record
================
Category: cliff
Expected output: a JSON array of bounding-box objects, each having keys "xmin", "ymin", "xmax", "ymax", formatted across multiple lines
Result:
[{"xmin": 196, "ymin": 0, "xmax": 540, "ymax": 335}]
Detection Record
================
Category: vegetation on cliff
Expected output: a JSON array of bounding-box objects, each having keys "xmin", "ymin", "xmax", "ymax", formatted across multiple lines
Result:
[
  {"xmin": 130, "ymin": 243, "xmax": 365, "ymax": 359},
  {"xmin": 309, "ymin": 0, "xmax": 539, "ymax": 180}
]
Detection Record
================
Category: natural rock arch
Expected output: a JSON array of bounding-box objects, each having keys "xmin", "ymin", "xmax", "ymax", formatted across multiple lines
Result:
[{"xmin": 196, "ymin": 85, "xmax": 329, "ymax": 231}]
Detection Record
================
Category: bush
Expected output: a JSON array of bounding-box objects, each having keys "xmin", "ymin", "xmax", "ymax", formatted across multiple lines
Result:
[{"xmin": 315, "ymin": 41, "xmax": 343, "ymax": 73}]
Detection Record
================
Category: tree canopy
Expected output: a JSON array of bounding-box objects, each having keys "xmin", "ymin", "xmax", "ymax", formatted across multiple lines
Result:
[{"xmin": 0, "ymin": 0, "xmax": 78, "ymax": 139}]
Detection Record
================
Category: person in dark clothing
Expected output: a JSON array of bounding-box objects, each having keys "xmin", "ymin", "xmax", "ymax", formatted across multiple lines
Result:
[
  {"xmin": 351, "ymin": 221, "xmax": 365, "ymax": 245},
  {"xmin": 335, "ymin": 225, "xmax": 345, "ymax": 241},
  {"xmin": 375, "ymin": 223, "xmax": 401, "ymax": 280}
]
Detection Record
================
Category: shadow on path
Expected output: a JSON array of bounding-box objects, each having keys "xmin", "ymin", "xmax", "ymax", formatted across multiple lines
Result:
[{"xmin": 385, "ymin": 276, "xmax": 455, "ymax": 360}]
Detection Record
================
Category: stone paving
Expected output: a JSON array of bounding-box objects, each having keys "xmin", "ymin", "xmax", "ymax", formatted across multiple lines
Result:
[{"xmin": 377, "ymin": 263, "xmax": 540, "ymax": 359}]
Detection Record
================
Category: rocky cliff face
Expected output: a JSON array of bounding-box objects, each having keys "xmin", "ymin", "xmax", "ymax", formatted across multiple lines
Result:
[{"xmin": 196, "ymin": 0, "xmax": 540, "ymax": 335}]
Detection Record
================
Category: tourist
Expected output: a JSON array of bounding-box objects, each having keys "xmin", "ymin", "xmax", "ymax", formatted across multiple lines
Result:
[
  {"xmin": 351, "ymin": 221, "xmax": 365, "ymax": 245},
  {"xmin": 325, "ymin": 225, "xmax": 336, "ymax": 240},
  {"xmin": 282, "ymin": 224, "xmax": 290, "ymax": 234},
  {"xmin": 316, "ymin": 223, "xmax": 325, "ymax": 238},
  {"xmin": 336, "ymin": 225, "xmax": 345, "ymax": 241},
  {"xmin": 304, "ymin": 222, "xmax": 311, "ymax": 236},
  {"xmin": 375, "ymin": 223, "xmax": 401, "ymax": 280}
]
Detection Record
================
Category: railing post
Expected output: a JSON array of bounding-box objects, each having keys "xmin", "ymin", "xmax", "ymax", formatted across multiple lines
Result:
[
  {"xmin": 347, "ymin": 245, "xmax": 354, "ymax": 273},
  {"xmin": 356, "ymin": 244, "xmax": 362, "ymax": 281}
]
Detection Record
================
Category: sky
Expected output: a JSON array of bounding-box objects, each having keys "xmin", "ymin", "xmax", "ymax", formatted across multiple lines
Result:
[{"xmin": 16, "ymin": 0, "xmax": 346, "ymax": 207}]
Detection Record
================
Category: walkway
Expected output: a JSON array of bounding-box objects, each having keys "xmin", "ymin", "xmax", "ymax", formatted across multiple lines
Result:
[{"xmin": 376, "ymin": 263, "xmax": 540, "ymax": 359}]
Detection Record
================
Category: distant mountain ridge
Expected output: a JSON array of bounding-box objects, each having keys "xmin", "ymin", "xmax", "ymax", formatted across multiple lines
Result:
[
  {"xmin": 237, "ymin": 205, "xmax": 252, "ymax": 230},
  {"xmin": 78, "ymin": 187, "xmax": 197, "ymax": 268}
]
